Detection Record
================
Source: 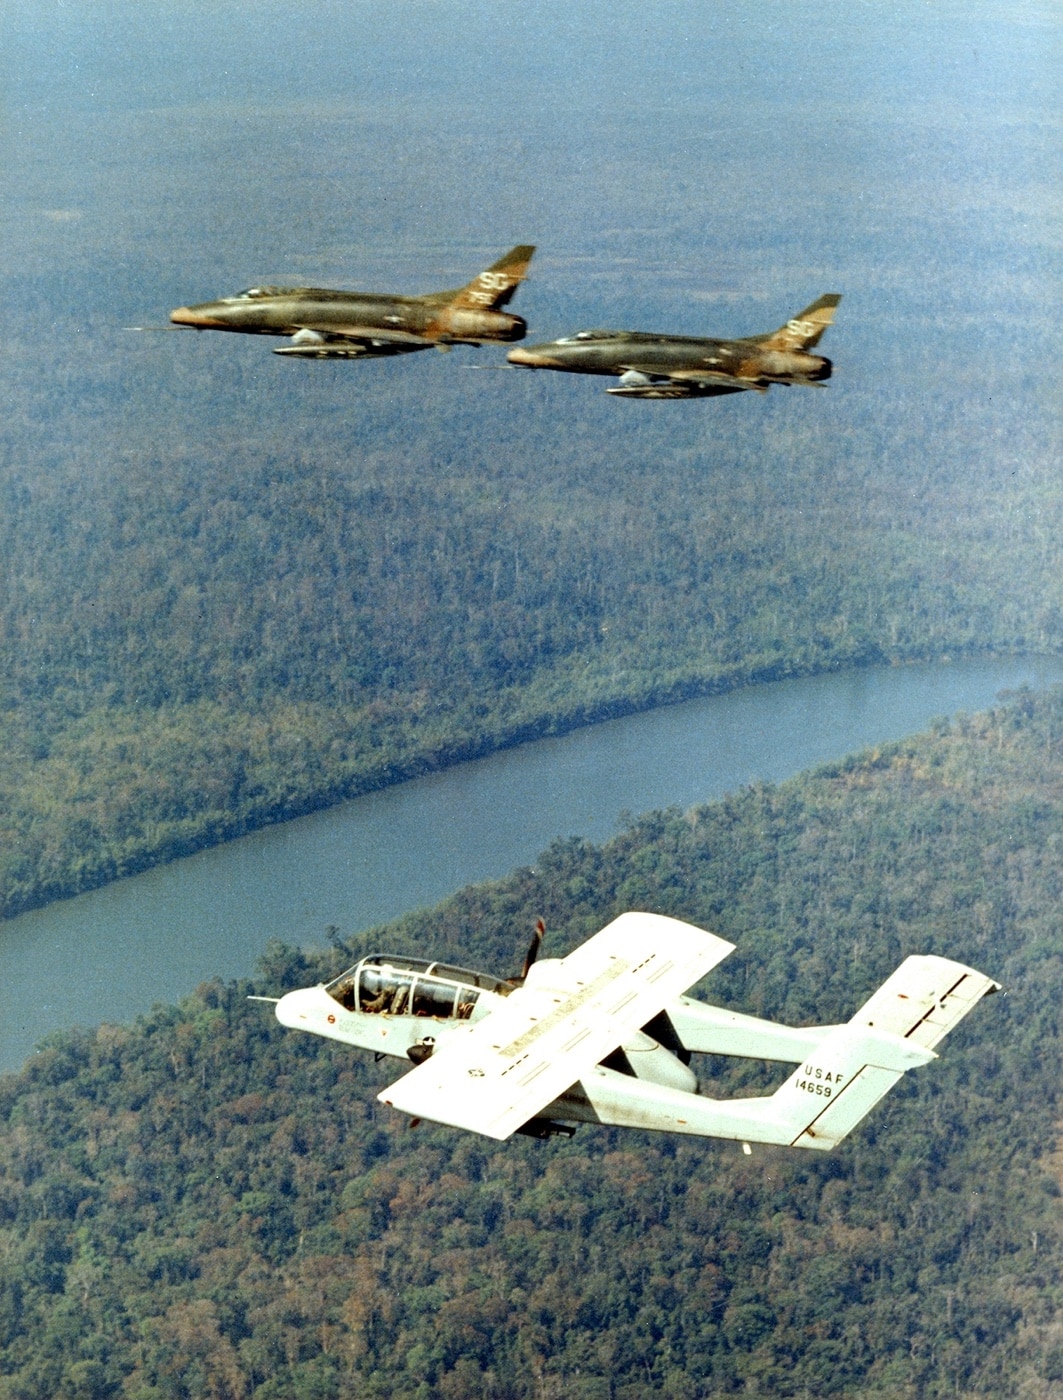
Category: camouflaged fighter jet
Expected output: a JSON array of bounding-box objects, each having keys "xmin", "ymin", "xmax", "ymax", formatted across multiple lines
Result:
[
  {"xmin": 507, "ymin": 292, "xmax": 841, "ymax": 399},
  {"xmin": 169, "ymin": 245, "xmax": 535, "ymax": 359},
  {"xmin": 259, "ymin": 911, "xmax": 997, "ymax": 1145}
]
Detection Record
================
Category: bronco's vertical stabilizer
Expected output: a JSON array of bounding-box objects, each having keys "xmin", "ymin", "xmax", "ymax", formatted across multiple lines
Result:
[{"xmin": 773, "ymin": 955, "xmax": 1000, "ymax": 1150}]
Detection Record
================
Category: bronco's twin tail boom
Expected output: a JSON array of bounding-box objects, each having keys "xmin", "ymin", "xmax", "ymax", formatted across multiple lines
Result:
[{"xmin": 270, "ymin": 912, "xmax": 997, "ymax": 1147}]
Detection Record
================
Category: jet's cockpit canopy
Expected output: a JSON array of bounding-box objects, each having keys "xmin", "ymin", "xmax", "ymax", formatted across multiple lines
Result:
[
  {"xmin": 557, "ymin": 329, "xmax": 617, "ymax": 343},
  {"xmin": 233, "ymin": 286, "xmax": 290, "ymax": 300},
  {"xmin": 325, "ymin": 954, "xmax": 512, "ymax": 1020}
]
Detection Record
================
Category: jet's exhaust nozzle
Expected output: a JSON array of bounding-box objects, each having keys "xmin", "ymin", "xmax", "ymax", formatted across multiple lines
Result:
[
  {"xmin": 501, "ymin": 315, "xmax": 527, "ymax": 343},
  {"xmin": 437, "ymin": 310, "xmax": 526, "ymax": 343},
  {"xmin": 757, "ymin": 349, "xmax": 832, "ymax": 383}
]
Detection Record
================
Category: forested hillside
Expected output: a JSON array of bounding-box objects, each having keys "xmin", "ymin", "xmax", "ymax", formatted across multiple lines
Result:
[{"xmin": 2, "ymin": 690, "xmax": 1062, "ymax": 1398}]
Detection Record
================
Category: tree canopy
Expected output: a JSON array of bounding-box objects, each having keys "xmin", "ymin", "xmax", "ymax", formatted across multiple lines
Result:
[{"xmin": 1, "ymin": 690, "xmax": 1061, "ymax": 1398}]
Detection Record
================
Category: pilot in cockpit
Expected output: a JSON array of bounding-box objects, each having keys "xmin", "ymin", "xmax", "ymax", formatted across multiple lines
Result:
[
  {"xmin": 330, "ymin": 977, "xmax": 357, "ymax": 1012},
  {"xmin": 359, "ymin": 966, "xmax": 411, "ymax": 1015}
]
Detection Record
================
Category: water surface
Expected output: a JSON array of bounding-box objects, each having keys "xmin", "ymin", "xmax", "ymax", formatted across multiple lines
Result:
[{"xmin": 2, "ymin": 656, "xmax": 1059, "ymax": 1072}]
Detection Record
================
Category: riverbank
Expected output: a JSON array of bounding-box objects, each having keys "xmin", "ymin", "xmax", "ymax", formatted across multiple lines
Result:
[
  {"xmin": 4, "ymin": 681, "xmax": 1063, "ymax": 1396},
  {"xmin": 0, "ymin": 642, "xmax": 1001, "ymax": 923},
  {"xmin": 4, "ymin": 655, "xmax": 1060, "ymax": 1073}
]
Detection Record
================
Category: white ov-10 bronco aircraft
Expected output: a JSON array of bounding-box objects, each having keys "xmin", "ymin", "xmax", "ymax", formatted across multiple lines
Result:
[{"xmin": 268, "ymin": 912, "xmax": 998, "ymax": 1145}]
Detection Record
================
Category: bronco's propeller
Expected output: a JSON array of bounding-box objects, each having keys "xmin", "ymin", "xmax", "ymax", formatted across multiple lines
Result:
[{"xmin": 518, "ymin": 918, "xmax": 546, "ymax": 984}]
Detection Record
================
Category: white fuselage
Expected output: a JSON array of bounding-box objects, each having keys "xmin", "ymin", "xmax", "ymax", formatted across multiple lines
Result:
[{"xmin": 274, "ymin": 953, "xmax": 837, "ymax": 1133}]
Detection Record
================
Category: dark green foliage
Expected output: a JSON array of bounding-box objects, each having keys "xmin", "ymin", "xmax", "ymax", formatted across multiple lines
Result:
[
  {"xmin": 2, "ymin": 692, "xmax": 1063, "ymax": 1397},
  {"xmin": 3, "ymin": 364, "xmax": 1063, "ymax": 919},
  {"xmin": 3, "ymin": 9, "xmax": 1062, "ymax": 919}
]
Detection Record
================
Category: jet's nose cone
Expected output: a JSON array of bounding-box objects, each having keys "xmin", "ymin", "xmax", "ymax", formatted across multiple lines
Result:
[
  {"xmin": 170, "ymin": 304, "xmax": 229, "ymax": 328},
  {"xmin": 507, "ymin": 346, "xmax": 563, "ymax": 368}
]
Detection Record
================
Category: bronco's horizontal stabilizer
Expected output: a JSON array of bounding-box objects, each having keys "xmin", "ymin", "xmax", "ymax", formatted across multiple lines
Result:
[{"xmin": 845, "ymin": 954, "xmax": 1000, "ymax": 1050}]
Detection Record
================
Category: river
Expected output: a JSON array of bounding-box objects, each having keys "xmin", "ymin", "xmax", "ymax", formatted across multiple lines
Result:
[{"xmin": 2, "ymin": 656, "xmax": 1060, "ymax": 1073}]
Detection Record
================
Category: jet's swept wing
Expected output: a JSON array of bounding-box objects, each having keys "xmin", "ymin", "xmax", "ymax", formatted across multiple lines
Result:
[
  {"xmin": 273, "ymin": 326, "xmax": 433, "ymax": 358},
  {"xmin": 617, "ymin": 365, "xmax": 767, "ymax": 395},
  {"xmin": 273, "ymin": 329, "xmax": 433, "ymax": 358},
  {"xmin": 378, "ymin": 912, "xmax": 734, "ymax": 1139}
]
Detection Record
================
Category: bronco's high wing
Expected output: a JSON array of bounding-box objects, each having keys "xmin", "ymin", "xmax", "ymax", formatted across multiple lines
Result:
[
  {"xmin": 379, "ymin": 913, "xmax": 733, "ymax": 1139},
  {"xmin": 169, "ymin": 244, "xmax": 535, "ymax": 360}
]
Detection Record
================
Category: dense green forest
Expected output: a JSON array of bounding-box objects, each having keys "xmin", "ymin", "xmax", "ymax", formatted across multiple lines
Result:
[
  {"xmin": 3, "ymin": 326, "xmax": 1062, "ymax": 919},
  {"xmin": 3, "ymin": 3, "xmax": 1062, "ymax": 920},
  {"xmin": 2, "ymin": 689, "xmax": 1062, "ymax": 1398}
]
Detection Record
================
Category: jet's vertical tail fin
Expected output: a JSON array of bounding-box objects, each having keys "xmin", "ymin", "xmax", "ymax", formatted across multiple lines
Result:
[
  {"xmin": 756, "ymin": 293, "xmax": 841, "ymax": 351},
  {"xmin": 440, "ymin": 244, "xmax": 536, "ymax": 312},
  {"xmin": 768, "ymin": 955, "xmax": 999, "ymax": 1151}
]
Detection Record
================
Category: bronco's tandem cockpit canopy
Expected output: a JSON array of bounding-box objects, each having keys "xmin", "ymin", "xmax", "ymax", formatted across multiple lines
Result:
[{"xmin": 325, "ymin": 954, "xmax": 513, "ymax": 1020}]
